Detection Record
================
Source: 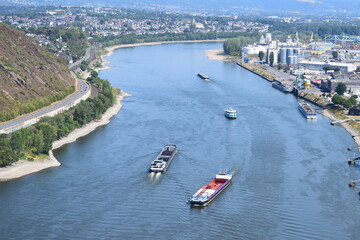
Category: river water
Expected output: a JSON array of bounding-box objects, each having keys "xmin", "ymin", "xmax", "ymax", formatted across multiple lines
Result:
[{"xmin": 1, "ymin": 42, "xmax": 360, "ymax": 239}]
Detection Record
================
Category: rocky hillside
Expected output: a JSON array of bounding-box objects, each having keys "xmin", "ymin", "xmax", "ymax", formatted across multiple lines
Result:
[{"xmin": 0, "ymin": 23, "xmax": 75, "ymax": 121}]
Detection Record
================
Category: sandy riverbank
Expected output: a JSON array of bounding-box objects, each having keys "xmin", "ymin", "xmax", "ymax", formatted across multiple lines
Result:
[
  {"xmin": 95, "ymin": 40, "xmax": 226, "ymax": 71},
  {"xmin": 0, "ymin": 91, "xmax": 130, "ymax": 181},
  {"xmin": 204, "ymin": 49, "xmax": 231, "ymax": 62}
]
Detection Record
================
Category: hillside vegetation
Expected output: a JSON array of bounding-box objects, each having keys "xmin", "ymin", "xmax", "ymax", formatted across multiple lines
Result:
[{"xmin": 0, "ymin": 23, "xmax": 75, "ymax": 122}]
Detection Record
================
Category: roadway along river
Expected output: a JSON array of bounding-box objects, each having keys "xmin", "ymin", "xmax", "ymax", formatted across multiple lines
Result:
[{"xmin": 1, "ymin": 42, "xmax": 360, "ymax": 239}]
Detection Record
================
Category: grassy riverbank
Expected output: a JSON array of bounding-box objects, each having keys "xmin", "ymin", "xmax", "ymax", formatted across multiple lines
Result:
[{"xmin": 237, "ymin": 62, "xmax": 276, "ymax": 82}]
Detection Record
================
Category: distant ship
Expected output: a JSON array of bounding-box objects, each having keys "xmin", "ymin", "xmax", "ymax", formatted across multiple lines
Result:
[
  {"xmin": 197, "ymin": 73, "xmax": 209, "ymax": 79},
  {"xmin": 150, "ymin": 145, "xmax": 177, "ymax": 173},
  {"xmin": 225, "ymin": 108, "xmax": 237, "ymax": 119},
  {"xmin": 272, "ymin": 81, "xmax": 293, "ymax": 93},
  {"xmin": 189, "ymin": 171, "xmax": 232, "ymax": 206},
  {"xmin": 298, "ymin": 102, "xmax": 317, "ymax": 119}
]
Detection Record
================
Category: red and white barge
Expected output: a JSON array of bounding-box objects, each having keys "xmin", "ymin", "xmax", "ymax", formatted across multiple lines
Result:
[{"xmin": 189, "ymin": 171, "xmax": 232, "ymax": 206}]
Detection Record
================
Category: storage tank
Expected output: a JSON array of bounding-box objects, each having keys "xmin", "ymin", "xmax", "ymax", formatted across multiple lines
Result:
[
  {"xmin": 293, "ymin": 49, "xmax": 299, "ymax": 56},
  {"xmin": 288, "ymin": 55, "xmax": 295, "ymax": 65},
  {"xmin": 288, "ymin": 55, "xmax": 298, "ymax": 65},
  {"xmin": 303, "ymin": 79, "xmax": 311, "ymax": 89},
  {"xmin": 286, "ymin": 48, "xmax": 293, "ymax": 64},
  {"xmin": 280, "ymin": 48, "xmax": 287, "ymax": 64}
]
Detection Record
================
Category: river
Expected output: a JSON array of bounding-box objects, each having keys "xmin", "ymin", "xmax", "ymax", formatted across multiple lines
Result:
[{"xmin": 1, "ymin": 42, "xmax": 360, "ymax": 239}]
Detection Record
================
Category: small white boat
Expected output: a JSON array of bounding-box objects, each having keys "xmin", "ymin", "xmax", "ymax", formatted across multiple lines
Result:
[{"xmin": 225, "ymin": 108, "xmax": 237, "ymax": 119}]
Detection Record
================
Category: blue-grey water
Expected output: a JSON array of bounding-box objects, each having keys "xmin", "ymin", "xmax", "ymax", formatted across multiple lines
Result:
[{"xmin": 1, "ymin": 42, "xmax": 360, "ymax": 239}]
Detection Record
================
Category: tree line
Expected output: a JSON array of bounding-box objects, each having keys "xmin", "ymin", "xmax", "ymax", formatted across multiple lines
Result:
[
  {"xmin": 0, "ymin": 75, "xmax": 117, "ymax": 167},
  {"xmin": 223, "ymin": 35, "xmax": 258, "ymax": 56},
  {"xmin": 25, "ymin": 26, "xmax": 88, "ymax": 62},
  {"xmin": 92, "ymin": 32, "xmax": 248, "ymax": 47}
]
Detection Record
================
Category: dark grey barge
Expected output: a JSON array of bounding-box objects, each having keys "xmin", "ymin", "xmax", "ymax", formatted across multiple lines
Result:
[
  {"xmin": 272, "ymin": 81, "xmax": 293, "ymax": 93},
  {"xmin": 150, "ymin": 145, "xmax": 178, "ymax": 173},
  {"xmin": 197, "ymin": 73, "xmax": 209, "ymax": 79}
]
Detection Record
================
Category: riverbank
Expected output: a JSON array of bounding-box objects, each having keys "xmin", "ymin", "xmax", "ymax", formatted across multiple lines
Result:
[
  {"xmin": 207, "ymin": 51, "xmax": 360, "ymax": 148},
  {"xmin": 0, "ymin": 90, "xmax": 130, "ymax": 181},
  {"xmin": 204, "ymin": 49, "xmax": 231, "ymax": 61},
  {"xmin": 94, "ymin": 40, "xmax": 226, "ymax": 71},
  {"xmin": 323, "ymin": 109, "xmax": 360, "ymax": 146}
]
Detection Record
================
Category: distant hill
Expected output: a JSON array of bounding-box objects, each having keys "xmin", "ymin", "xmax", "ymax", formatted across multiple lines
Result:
[
  {"xmin": 2, "ymin": 0, "xmax": 360, "ymax": 14},
  {"xmin": 0, "ymin": 23, "xmax": 74, "ymax": 119}
]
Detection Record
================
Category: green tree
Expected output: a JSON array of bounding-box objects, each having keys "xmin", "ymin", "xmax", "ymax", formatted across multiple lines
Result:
[
  {"xmin": 269, "ymin": 52, "xmax": 274, "ymax": 67},
  {"xmin": 223, "ymin": 36, "xmax": 256, "ymax": 56},
  {"xmin": 332, "ymin": 51, "xmax": 338, "ymax": 59},
  {"xmin": 31, "ymin": 130, "xmax": 44, "ymax": 154},
  {"xmin": 36, "ymin": 122, "xmax": 57, "ymax": 153},
  {"xmin": 0, "ymin": 135, "xmax": 18, "ymax": 166},
  {"xmin": 10, "ymin": 131, "xmax": 24, "ymax": 152},
  {"xmin": 336, "ymin": 82, "xmax": 347, "ymax": 95},
  {"xmin": 80, "ymin": 61, "xmax": 89, "ymax": 71},
  {"xmin": 332, "ymin": 94, "xmax": 345, "ymax": 105},
  {"xmin": 349, "ymin": 96, "xmax": 357, "ymax": 106},
  {"xmin": 258, "ymin": 51, "xmax": 265, "ymax": 61}
]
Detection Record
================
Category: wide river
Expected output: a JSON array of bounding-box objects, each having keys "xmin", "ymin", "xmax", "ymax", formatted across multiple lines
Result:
[{"xmin": 1, "ymin": 42, "xmax": 360, "ymax": 239}]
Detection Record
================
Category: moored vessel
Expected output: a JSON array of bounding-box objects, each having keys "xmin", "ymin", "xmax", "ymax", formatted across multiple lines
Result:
[
  {"xmin": 272, "ymin": 81, "xmax": 293, "ymax": 93},
  {"xmin": 225, "ymin": 108, "xmax": 237, "ymax": 119},
  {"xmin": 197, "ymin": 73, "xmax": 209, "ymax": 79},
  {"xmin": 150, "ymin": 145, "xmax": 177, "ymax": 173},
  {"xmin": 189, "ymin": 171, "xmax": 232, "ymax": 206},
  {"xmin": 298, "ymin": 102, "xmax": 317, "ymax": 119}
]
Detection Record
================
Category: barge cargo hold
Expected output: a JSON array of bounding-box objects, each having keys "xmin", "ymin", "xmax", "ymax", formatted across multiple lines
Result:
[
  {"xmin": 189, "ymin": 171, "xmax": 232, "ymax": 206},
  {"xmin": 149, "ymin": 145, "xmax": 177, "ymax": 173},
  {"xmin": 298, "ymin": 102, "xmax": 317, "ymax": 119},
  {"xmin": 272, "ymin": 81, "xmax": 293, "ymax": 93}
]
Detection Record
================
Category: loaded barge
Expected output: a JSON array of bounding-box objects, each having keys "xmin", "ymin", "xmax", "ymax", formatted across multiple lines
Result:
[
  {"xmin": 150, "ymin": 145, "xmax": 177, "ymax": 173},
  {"xmin": 272, "ymin": 81, "xmax": 293, "ymax": 93},
  {"xmin": 197, "ymin": 73, "xmax": 209, "ymax": 79},
  {"xmin": 189, "ymin": 171, "xmax": 232, "ymax": 206},
  {"xmin": 298, "ymin": 102, "xmax": 317, "ymax": 119}
]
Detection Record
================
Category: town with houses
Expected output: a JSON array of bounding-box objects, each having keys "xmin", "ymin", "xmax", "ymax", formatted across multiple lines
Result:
[
  {"xmin": 0, "ymin": 7, "xmax": 268, "ymax": 62},
  {"xmin": 2, "ymin": 6, "xmax": 360, "ymax": 111}
]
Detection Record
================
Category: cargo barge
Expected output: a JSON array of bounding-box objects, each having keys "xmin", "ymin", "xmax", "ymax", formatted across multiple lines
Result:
[
  {"xmin": 272, "ymin": 81, "xmax": 293, "ymax": 93},
  {"xmin": 150, "ymin": 145, "xmax": 177, "ymax": 173},
  {"xmin": 189, "ymin": 171, "xmax": 232, "ymax": 206},
  {"xmin": 197, "ymin": 73, "xmax": 209, "ymax": 79},
  {"xmin": 298, "ymin": 102, "xmax": 317, "ymax": 119}
]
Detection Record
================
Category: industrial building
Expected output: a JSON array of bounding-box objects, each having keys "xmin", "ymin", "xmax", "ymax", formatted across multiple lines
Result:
[{"xmin": 298, "ymin": 61, "xmax": 356, "ymax": 73}]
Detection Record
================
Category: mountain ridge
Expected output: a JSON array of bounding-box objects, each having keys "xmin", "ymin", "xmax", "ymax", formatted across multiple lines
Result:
[{"xmin": 0, "ymin": 23, "xmax": 75, "ymax": 119}]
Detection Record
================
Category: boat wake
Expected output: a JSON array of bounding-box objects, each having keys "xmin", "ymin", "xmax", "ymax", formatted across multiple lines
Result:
[
  {"xmin": 148, "ymin": 171, "xmax": 162, "ymax": 181},
  {"xmin": 227, "ymin": 167, "xmax": 240, "ymax": 177}
]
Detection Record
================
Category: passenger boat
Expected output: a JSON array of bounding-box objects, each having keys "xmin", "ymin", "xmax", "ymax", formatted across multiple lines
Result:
[
  {"xmin": 197, "ymin": 73, "xmax": 209, "ymax": 79},
  {"xmin": 272, "ymin": 81, "xmax": 293, "ymax": 93},
  {"xmin": 298, "ymin": 102, "xmax": 317, "ymax": 119},
  {"xmin": 189, "ymin": 171, "xmax": 232, "ymax": 206},
  {"xmin": 225, "ymin": 108, "xmax": 237, "ymax": 119},
  {"xmin": 149, "ymin": 145, "xmax": 177, "ymax": 173}
]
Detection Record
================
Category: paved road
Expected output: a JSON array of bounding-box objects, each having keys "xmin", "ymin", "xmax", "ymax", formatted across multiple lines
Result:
[
  {"xmin": 69, "ymin": 46, "xmax": 97, "ymax": 71},
  {"xmin": 0, "ymin": 80, "xmax": 90, "ymax": 133}
]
